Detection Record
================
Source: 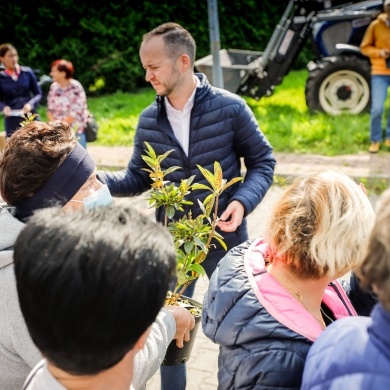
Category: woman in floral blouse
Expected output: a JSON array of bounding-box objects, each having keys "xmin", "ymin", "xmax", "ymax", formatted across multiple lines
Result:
[{"xmin": 47, "ymin": 59, "xmax": 88, "ymax": 148}]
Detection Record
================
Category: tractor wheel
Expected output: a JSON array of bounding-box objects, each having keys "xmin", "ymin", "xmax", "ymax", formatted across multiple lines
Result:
[{"xmin": 305, "ymin": 55, "xmax": 371, "ymax": 115}]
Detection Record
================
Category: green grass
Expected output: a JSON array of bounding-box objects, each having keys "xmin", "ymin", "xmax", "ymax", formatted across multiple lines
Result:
[
  {"xmin": 35, "ymin": 88, "xmax": 156, "ymax": 146},
  {"xmin": 5, "ymin": 69, "xmax": 383, "ymax": 155}
]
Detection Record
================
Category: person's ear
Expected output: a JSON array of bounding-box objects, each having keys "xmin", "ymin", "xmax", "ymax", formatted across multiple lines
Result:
[{"xmin": 179, "ymin": 54, "xmax": 191, "ymax": 72}]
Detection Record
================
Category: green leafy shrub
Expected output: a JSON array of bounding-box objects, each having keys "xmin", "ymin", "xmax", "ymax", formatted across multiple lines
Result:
[{"xmin": 141, "ymin": 142, "xmax": 243, "ymax": 304}]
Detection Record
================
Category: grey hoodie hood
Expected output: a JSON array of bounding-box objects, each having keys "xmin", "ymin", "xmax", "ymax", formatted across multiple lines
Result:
[{"xmin": 0, "ymin": 206, "xmax": 24, "ymax": 268}]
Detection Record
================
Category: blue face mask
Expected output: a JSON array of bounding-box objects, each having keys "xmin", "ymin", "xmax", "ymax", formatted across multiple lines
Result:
[{"xmin": 72, "ymin": 184, "xmax": 113, "ymax": 211}]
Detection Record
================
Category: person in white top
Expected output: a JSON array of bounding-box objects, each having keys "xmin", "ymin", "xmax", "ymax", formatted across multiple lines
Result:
[{"xmin": 15, "ymin": 204, "xmax": 193, "ymax": 390}]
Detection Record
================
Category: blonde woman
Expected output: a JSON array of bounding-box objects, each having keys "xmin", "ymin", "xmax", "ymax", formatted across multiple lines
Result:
[{"xmin": 202, "ymin": 170, "xmax": 376, "ymax": 390}]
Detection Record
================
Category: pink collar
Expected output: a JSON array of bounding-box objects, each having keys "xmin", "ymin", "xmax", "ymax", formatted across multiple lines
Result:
[{"xmin": 244, "ymin": 238, "xmax": 357, "ymax": 341}]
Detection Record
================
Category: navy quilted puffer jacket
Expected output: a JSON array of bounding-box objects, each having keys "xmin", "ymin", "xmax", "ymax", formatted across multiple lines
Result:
[{"xmin": 98, "ymin": 74, "xmax": 275, "ymax": 258}]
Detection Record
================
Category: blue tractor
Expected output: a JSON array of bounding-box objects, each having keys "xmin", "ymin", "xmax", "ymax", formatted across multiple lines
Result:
[{"xmin": 195, "ymin": 0, "xmax": 384, "ymax": 115}]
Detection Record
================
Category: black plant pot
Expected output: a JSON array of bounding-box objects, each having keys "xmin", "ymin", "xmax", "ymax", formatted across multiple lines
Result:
[{"xmin": 161, "ymin": 296, "xmax": 202, "ymax": 366}]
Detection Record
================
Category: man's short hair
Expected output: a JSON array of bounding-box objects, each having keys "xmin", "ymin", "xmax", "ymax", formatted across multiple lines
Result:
[
  {"xmin": 361, "ymin": 188, "xmax": 390, "ymax": 311},
  {"xmin": 14, "ymin": 205, "xmax": 176, "ymax": 375},
  {"xmin": 142, "ymin": 22, "xmax": 196, "ymax": 65}
]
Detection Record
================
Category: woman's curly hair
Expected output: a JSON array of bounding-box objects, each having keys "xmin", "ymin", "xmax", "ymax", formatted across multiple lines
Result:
[{"xmin": 0, "ymin": 121, "xmax": 76, "ymax": 205}]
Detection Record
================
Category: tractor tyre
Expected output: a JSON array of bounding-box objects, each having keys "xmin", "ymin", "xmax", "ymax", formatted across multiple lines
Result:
[{"xmin": 305, "ymin": 55, "xmax": 371, "ymax": 115}]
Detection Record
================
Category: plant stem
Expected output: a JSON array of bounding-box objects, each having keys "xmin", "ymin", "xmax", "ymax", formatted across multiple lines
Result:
[{"xmin": 205, "ymin": 195, "xmax": 219, "ymax": 249}]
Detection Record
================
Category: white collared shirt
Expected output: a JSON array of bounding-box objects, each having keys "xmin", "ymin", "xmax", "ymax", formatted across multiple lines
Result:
[{"xmin": 165, "ymin": 77, "xmax": 200, "ymax": 156}]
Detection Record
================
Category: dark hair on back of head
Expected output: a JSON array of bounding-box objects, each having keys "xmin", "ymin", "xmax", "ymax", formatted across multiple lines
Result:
[
  {"xmin": 14, "ymin": 205, "xmax": 176, "ymax": 375},
  {"xmin": 0, "ymin": 121, "xmax": 76, "ymax": 205}
]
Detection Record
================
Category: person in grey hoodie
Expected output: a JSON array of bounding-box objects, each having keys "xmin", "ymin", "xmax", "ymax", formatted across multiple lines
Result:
[
  {"xmin": 0, "ymin": 120, "xmax": 194, "ymax": 390},
  {"xmin": 16, "ymin": 204, "xmax": 178, "ymax": 390}
]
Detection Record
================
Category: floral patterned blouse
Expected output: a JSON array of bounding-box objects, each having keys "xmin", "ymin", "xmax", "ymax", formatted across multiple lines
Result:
[{"xmin": 47, "ymin": 79, "xmax": 88, "ymax": 134}]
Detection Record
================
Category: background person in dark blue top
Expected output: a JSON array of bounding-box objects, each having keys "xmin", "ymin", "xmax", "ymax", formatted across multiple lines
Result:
[{"xmin": 0, "ymin": 43, "xmax": 42, "ymax": 137}]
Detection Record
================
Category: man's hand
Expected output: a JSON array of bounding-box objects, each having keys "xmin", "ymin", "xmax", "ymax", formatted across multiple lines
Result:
[
  {"xmin": 217, "ymin": 200, "xmax": 245, "ymax": 233},
  {"xmin": 163, "ymin": 306, "xmax": 195, "ymax": 348}
]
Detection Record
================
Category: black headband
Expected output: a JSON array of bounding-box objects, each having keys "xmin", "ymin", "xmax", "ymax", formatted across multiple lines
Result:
[{"xmin": 15, "ymin": 144, "xmax": 96, "ymax": 219}]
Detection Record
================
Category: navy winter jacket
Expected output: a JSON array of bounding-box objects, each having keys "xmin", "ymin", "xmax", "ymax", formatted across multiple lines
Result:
[
  {"xmin": 0, "ymin": 66, "xmax": 42, "ymax": 135},
  {"xmin": 301, "ymin": 304, "xmax": 390, "ymax": 390},
  {"xmin": 98, "ymin": 74, "xmax": 275, "ymax": 262}
]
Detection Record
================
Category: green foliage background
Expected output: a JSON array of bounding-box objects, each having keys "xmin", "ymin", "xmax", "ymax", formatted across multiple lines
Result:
[{"xmin": 0, "ymin": 0, "xmax": 312, "ymax": 95}]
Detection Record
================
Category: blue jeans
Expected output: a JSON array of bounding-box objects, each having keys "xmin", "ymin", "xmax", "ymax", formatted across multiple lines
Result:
[
  {"xmin": 370, "ymin": 75, "xmax": 390, "ymax": 142},
  {"xmin": 76, "ymin": 132, "xmax": 87, "ymax": 149}
]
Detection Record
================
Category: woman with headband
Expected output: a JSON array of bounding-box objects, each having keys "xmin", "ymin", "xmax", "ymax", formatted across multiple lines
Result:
[{"xmin": 0, "ymin": 120, "xmax": 193, "ymax": 389}]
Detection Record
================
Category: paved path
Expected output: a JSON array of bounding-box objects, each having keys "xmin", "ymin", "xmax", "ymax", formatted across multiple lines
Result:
[{"xmin": 89, "ymin": 145, "xmax": 386, "ymax": 390}]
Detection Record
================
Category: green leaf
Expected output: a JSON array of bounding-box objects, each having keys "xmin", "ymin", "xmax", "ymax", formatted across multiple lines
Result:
[
  {"xmin": 190, "ymin": 263, "xmax": 206, "ymax": 276},
  {"xmin": 140, "ymin": 168, "xmax": 153, "ymax": 174},
  {"xmin": 176, "ymin": 270, "xmax": 188, "ymax": 285},
  {"xmin": 166, "ymin": 206, "xmax": 175, "ymax": 219},
  {"xmin": 192, "ymin": 183, "xmax": 212, "ymax": 191},
  {"xmin": 214, "ymin": 161, "xmax": 223, "ymax": 189},
  {"xmin": 184, "ymin": 241, "xmax": 194, "ymax": 254},
  {"xmin": 196, "ymin": 165, "xmax": 216, "ymax": 188},
  {"xmin": 157, "ymin": 149, "xmax": 175, "ymax": 163},
  {"xmin": 194, "ymin": 237, "xmax": 207, "ymax": 252},
  {"xmin": 198, "ymin": 199, "xmax": 207, "ymax": 216},
  {"xmin": 144, "ymin": 142, "xmax": 156, "ymax": 159},
  {"xmin": 221, "ymin": 177, "xmax": 244, "ymax": 192},
  {"xmin": 213, "ymin": 235, "xmax": 228, "ymax": 251},
  {"xmin": 141, "ymin": 155, "xmax": 156, "ymax": 168},
  {"xmin": 203, "ymin": 193, "xmax": 215, "ymax": 206},
  {"xmin": 164, "ymin": 166, "xmax": 182, "ymax": 175},
  {"xmin": 175, "ymin": 248, "xmax": 186, "ymax": 260}
]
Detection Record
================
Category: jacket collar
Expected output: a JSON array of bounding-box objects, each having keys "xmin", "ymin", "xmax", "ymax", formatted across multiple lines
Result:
[{"xmin": 244, "ymin": 238, "xmax": 356, "ymax": 341}]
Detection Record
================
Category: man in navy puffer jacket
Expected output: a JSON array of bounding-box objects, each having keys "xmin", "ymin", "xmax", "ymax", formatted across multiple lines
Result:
[
  {"xmin": 97, "ymin": 23, "xmax": 275, "ymax": 281},
  {"xmin": 97, "ymin": 21, "xmax": 275, "ymax": 390}
]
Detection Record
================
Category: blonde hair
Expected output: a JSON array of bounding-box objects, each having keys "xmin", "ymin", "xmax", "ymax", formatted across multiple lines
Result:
[
  {"xmin": 360, "ymin": 188, "xmax": 390, "ymax": 311},
  {"xmin": 266, "ymin": 170, "xmax": 375, "ymax": 279}
]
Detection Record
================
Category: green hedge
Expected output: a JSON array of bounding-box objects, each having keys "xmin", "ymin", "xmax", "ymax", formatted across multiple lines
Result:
[{"xmin": 1, "ymin": 1, "xmax": 310, "ymax": 96}]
